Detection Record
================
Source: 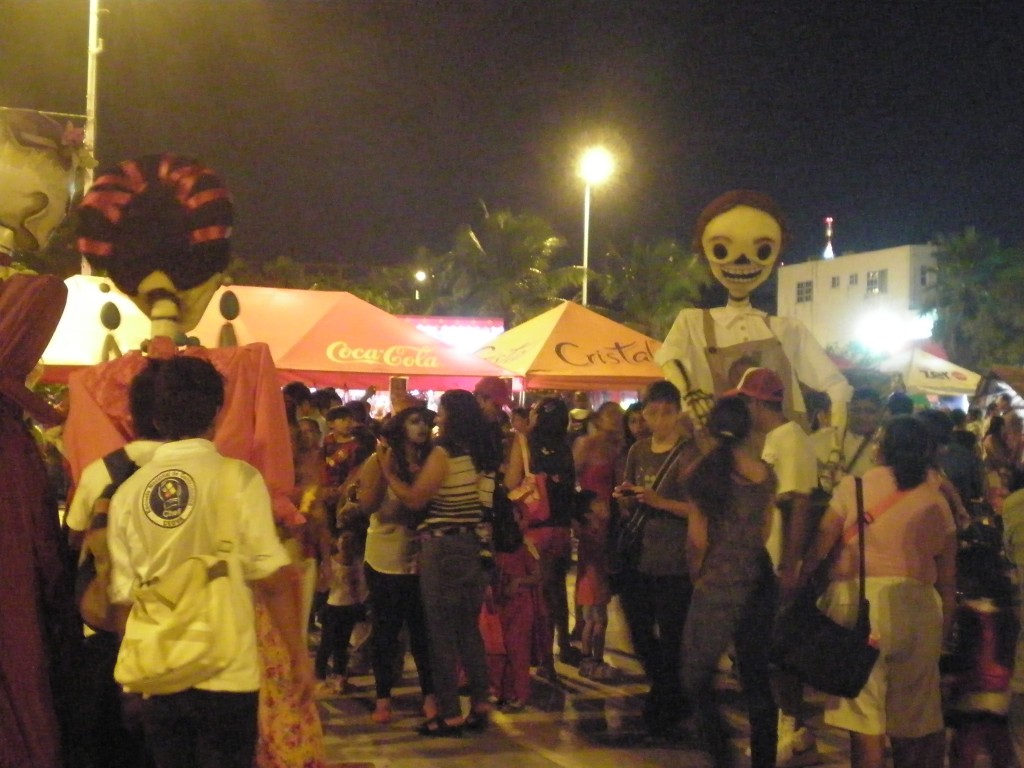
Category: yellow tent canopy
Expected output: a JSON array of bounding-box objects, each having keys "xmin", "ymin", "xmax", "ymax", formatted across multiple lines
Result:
[{"xmin": 475, "ymin": 301, "xmax": 663, "ymax": 390}]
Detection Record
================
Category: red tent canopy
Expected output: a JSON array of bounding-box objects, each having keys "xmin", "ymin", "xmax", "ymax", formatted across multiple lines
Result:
[{"xmin": 189, "ymin": 285, "xmax": 513, "ymax": 389}]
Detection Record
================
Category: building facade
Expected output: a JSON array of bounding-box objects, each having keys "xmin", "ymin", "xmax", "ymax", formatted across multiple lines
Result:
[{"xmin": 777, "ymin": 244, "xmax": 937, "ymax": 353}]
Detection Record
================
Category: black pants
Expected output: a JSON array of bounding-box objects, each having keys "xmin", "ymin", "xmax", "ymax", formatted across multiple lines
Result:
[
  {"xmin": 618, "ymin": 569, "xmax": 693, "ymax": 733},
  {"xmin": 365, "ymin": 564, "xmax": 434, "ymax": 699},
  {"xmin": 315, "ymin": 602, "xmax": 367, "ymax": 679},
  {"xmin": 75, "ymin": 631, "xmax": 154, "ymax": 767},
  {"xmin": 682, "ymin": 555, "xmax": 779, "ymax": 768},
  {"xmin": 141, "ymin": 689, "xmax": 258, "ymax": 768}
]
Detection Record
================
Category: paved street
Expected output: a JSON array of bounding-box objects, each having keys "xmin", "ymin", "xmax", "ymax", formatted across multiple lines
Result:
[{"xmin": 315, "ymin": 593, "xmax": 853, "ymax": 768}]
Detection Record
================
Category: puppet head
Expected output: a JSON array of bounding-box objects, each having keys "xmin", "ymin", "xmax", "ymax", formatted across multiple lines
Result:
[
  {"xmin": 77, "ymin": 154, "xmax": 232, "ymax": 335},
  {"xmin": 692, "ymin": 190, "xmax": 789, "ymax": 302},
  {"xmin": 0, "ymin": 109, "xmax": 93, "ymax": 259}
]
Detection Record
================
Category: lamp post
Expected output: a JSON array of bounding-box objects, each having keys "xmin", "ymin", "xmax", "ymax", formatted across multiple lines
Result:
[
  {"xmin": 577, "ymin": 146, "xmax": 613, "ymax": 307},
  {"xmin": 81, "ymin": 0, "xmax": 103, "ymax": 274},
  {"xmin": 414, "ymin": 269, "xmax": 427, "ymax": 302}
]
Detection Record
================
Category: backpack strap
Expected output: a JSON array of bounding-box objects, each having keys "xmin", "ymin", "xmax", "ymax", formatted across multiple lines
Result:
[
  {"xmin": 91, "ymin": 448, "xmax": 140, "ymax": 530},
  {"xmin": 101, "ymin": 447, "xmax": 140, "ymax": 498}
]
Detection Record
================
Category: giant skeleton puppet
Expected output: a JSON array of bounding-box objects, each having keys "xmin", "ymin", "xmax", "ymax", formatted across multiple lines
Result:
[
  {"xmin": 655, "ymin": 190, "xmax": 852, "ymax": 429},
  {"xmin": 64, "ymin": 154, "xmax": 327, "ymax": 766},
  {"xmin": 0, "ymin": 108, "xmax": 92, "ymax": 768}
]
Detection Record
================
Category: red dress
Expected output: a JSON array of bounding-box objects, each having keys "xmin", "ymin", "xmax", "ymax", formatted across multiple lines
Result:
[
  {"xmin": 575, "ymin": 461, "xmax": 615, "ymax": 607},
  {"xmin": 0, "ymin": 274, "xmax": 78, "ymax": 768}
]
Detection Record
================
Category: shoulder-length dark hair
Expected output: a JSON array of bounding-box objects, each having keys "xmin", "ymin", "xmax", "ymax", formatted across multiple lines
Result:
[
  {"xmin": 438, "ymin": 390, "xmax": 500, "ymax": 473},
  {"xmin": 686, "ymin": 396, "xmax": 751, "ymax": 522},
  {"xmin": 379, "ymin": 406, "xmax": 434, "ymax": 483},
  {"xmin": 879, "ymin": 416, "xmax": 933, "ymax": 490},
  {"xmin": 528, "ymin": 396, "xmax": 570, "ymax": 456}
]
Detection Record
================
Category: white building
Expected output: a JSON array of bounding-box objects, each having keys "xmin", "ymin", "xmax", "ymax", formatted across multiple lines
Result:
[{"xmin": 777, "ymin": 244, "xmax": 937, "ymax": 355}]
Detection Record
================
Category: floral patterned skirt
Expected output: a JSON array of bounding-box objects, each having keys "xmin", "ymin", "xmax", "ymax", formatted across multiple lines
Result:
[{"xmin": 254, "ymin": 584, "xmax": 327, "ymax": 768}]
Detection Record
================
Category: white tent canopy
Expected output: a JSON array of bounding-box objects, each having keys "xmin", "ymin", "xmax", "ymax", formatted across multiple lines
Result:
[{"xmin": 877, "ymin": 347, "xmax": 980, "ymax": 396}]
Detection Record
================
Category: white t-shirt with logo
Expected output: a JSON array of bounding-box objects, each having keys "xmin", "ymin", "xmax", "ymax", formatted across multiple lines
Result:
[
  {"xmin": 108, "ymin": 438, "xmax": 290, "ymax": 692},
  {"xmin": 761, "ymin": 420, "xmax": 818, "ymax": 568}
]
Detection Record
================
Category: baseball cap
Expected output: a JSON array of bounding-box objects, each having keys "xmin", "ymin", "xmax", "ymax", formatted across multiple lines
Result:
[
  {"xmin": 474, "ymin": 377, "xmax": 512, "ymax": 409},
  {"xmin": 724, "ymin": 367, "xmax": 785, "ymax": 402}
]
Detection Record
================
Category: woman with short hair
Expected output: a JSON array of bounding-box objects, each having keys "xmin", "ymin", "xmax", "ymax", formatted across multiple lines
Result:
[{"xmin": 801, "ymin": 416, "xmax": 958, "ymax": 768}]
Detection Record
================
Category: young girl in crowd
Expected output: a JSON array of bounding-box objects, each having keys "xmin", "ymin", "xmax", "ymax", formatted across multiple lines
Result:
[
  {"xmin": 488, "ymin": 515, "xmax": 542, "ymax": 711},
  {"xmin": 314, "ymin": 527, "xmax": 369, "ymax": 698},
  {"xmin": 505, "ymin": 397, "xmax": 578, "ymax": 679},
  {"xmin": 946, "ymin": 544, "xmax": 1020, "ymax": 768},
  {"xmin": 573, "ymin": 401, "xmax": 623, "ymax": 679}
]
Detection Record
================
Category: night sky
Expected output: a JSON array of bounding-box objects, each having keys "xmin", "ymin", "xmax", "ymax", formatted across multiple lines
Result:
[{"xmin": 3, "ymin": 1, "xmax": 1023, "ymax": 273}]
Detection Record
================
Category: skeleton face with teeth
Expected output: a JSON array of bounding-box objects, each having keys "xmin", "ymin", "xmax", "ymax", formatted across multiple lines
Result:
[{"xmin": 692, "ymin": 190, "xmax": 789, "ymax": 302}]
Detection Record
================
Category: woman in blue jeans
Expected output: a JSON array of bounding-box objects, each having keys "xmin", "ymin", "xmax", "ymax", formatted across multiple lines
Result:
[
  {"xmin": 378, "ymin": 390, "xmax": 501, "ymax": 737},
  {"xmin": 682, "ymin": 396, "xmax": 779, "ymax": 768}
]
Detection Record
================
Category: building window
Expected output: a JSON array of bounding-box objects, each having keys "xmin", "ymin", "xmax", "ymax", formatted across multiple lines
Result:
[
  {"xmin": 830, "ymin": 276, "xmax": 840, "ymax": 288},
  {"xmin": 920, "ymin": 265, "xmax": 936, "ymax": 287},
  {"xmin": 849, "ymin": 273, "xmax": 859, "ymax": 286},
  {"xmin": 796, "ymin": 280, "xmax": 813, "ymax": 303},
  {"xmin": 866, "ymin": 269, "xmax": 888, "ymax": 294}
]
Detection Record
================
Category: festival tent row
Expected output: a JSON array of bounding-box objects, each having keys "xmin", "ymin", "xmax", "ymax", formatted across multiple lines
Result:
[
  {"xmin": 41, "ymin": 276, "xmax": 512, "ymax": 390},
  {"xmin": 474, "ymin": 300, "xmax": 664, "ymax": 391}
]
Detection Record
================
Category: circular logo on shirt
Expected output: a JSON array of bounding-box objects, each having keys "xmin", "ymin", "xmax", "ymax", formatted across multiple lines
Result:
[{"xmin": 143, "ymin": 469, "xmax": 197, "ymax": 528}]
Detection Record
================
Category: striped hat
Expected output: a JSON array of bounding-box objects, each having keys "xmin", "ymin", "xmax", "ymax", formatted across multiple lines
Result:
[{"xmin": 77, "ymin": 154, "xmax": 233, "ymax": 296}]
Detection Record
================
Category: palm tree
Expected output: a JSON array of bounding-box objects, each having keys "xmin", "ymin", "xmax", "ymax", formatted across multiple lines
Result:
[
  {"xmin": 429, "ymin": 205, "xmax": 569, "ymax": 327},
  {"xmin": 924, "ymin": 228, "xmax": 1024, "ymax": 370},
  {"xmin": 598, "ymin": 237, "xmax": 712, "ymax": 339}
]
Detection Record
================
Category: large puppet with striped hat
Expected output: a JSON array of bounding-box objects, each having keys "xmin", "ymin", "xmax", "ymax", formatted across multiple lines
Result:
[
  {"xmin": 77, "ymin": 153, "xmax": 233, "ymax": 337},
  {"xmin": 65, "ymin": 153, "xmax": 327, "ymax": 766}
]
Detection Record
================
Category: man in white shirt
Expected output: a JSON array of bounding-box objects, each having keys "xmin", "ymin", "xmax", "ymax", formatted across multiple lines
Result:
[
  {"xmin": 729, "ymin": 366, "xmax": 821, "ymax": 767},
  {"xmin": 108, "ymin": 357, "xmax": 312, "ymax": 768}
]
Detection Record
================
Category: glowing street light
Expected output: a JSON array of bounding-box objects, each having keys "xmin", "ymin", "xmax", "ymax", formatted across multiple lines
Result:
[
  {"xmin": 414, "ymin": 269, "xmax": 427, "ymax": 301},
  {"xmin": 577, "ymin": 146, "xmax": 614, "ymax": 306}
]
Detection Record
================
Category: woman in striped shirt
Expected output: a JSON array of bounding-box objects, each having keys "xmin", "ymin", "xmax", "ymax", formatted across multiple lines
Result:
[{"xmin": 378, "ymin": 389, "xmax": 501, "ymax": 737}]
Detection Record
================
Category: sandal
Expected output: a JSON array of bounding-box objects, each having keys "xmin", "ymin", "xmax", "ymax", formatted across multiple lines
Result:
[
  {"xmin": 371, "ymin": 700, "xmax": 392, "ymax": 724},
  {"xmin": 417, "ymin": 717, "xmax": 463, "ymax": 738},
  {"xmin": 463, "ymin": 710, "xmax": 490, "ymax": 732}
]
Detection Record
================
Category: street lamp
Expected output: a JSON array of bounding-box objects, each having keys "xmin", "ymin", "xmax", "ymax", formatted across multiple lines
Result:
[
  {"xmin": 81, "ymin": 0, "xmax": 103, "ymax": 274},
  {"xmin": 414, "ymin": 269, "xmax": 427, "ymax": 301},
  {"xmin": 577, "ymin": 146, "xmax": 613, "ymax": 306}
]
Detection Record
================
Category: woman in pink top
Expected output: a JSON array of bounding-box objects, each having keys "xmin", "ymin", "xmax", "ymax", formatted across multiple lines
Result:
[{"xmin": 802, "ymin": 416, "xmax": 958, "ymax": 768}]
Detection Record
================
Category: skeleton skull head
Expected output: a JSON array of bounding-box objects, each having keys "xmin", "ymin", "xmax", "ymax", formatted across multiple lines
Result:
[{"xmin": 692, "ymin": 190, "xmax": 789, "ymax": 302}]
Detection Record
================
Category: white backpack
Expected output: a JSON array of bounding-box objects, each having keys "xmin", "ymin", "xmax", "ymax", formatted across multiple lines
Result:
[{"xmin": 115, "ymin": 472, "xmax": 246, "ymax": 695}]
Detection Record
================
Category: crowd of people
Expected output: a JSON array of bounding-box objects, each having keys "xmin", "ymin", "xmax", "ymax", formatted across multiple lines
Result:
[
  {"xmin": 51, "ymin": 357, "xmax": 1024, "ymax": 768},
  {"xmin": 271, "ymin": 367, "xmax": 1024, "ymax": 768}
]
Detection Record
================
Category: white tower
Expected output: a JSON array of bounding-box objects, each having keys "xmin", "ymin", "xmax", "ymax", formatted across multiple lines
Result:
[{"xmin": 823, "ymin": 216, "xmax": 835, "ymax": 260}]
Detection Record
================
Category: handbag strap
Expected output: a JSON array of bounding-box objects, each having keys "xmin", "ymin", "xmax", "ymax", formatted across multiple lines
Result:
[
  {"xmin": 842, "ymin": 487, "xmax": 908, "ymax": 545},
  {"xmin": 518, "ymin": 434, "xmax": 534, "ymax": 480},
  {"xmin": 842, "ymin": 430, "xmax": 874, "ymax": 474},
  {"xmin": 651, "ymin": 438, "xmax": 688, "ymax": 494},
  {"xmin": 854, "ymin": 477, "xmax": 867, "ymax": 610}
]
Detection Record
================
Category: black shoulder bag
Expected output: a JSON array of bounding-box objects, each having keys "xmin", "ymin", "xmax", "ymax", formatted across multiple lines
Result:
[
  {"xmin": 609, "ymin": 439, "xmax": 687, "ymax": 576},
  {"xmin": 771, "ymin": 476, "xmax": 880, "ymax": 698}
]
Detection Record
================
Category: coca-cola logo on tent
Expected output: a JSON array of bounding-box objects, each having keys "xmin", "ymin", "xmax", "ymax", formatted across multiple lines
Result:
[{"xmin": 326, "ymin": 342, "xmax": 440, "ymax": 368}]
